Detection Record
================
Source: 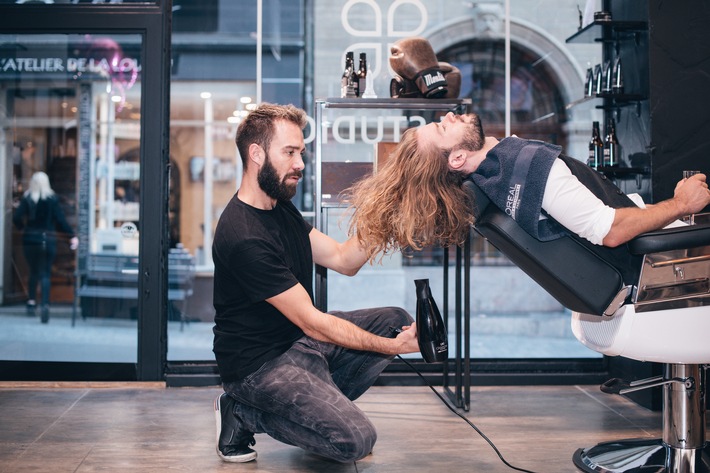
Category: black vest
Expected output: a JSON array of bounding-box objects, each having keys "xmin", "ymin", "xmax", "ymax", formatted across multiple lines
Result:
[{"xmin": 556, "ymin": 153, "xmax": 642, "ymax": 285}]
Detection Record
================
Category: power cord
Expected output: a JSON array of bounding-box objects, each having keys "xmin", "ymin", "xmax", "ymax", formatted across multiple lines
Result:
[{"xmin": 397, "ymin": 355, "xmax": 539, "ymax": 473}]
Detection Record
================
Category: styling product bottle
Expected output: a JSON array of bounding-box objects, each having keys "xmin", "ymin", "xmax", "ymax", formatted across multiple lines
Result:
[
  {"xmin": 357, "ymin": 53, "xmax": 367, "ymax": 98},
  {"xmin": 588, "ymin": 121, "xmax": 603, "ymax": 169},
  {"xmin": 341, "ymin": 51, "xmax": 357, "ymax": 98},
  {"xmin": 414, "ymin": 279, "xmax": 448, "ymax": 363},
  {"xmin": 602, "ymin": 60, "xmax": 613, "ymax": 94},
  {"xmin": 603, "ymin": 119, "xmax": 620, "ymax": 167},
  {"xmin": 612, "ymin": 56, "xmax": 624, "ymax": 94},
  {"xmin": 593, "ymin": 63, "xmax": 603, "ymax": 96},
  {"xmin": 361, "ymin": 62, "xmax": 377, "ymax": 98},
  {"xmin": 584, "ymin": 63, "xmax": 594, "ymax": 97}
]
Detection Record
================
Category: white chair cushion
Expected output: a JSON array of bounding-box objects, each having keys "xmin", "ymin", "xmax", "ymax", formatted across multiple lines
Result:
[{"xmin": 571, "ymin": 304, "xmax": 710, "ymax": 364}]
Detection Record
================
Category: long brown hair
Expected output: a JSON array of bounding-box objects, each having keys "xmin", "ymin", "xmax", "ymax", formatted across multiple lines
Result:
[{"xmin": 347, "ymin": 127, "xmax": 475, "ymax": 261}]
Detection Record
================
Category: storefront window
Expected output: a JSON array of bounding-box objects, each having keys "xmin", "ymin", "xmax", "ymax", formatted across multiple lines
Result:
[
  {"xmin": 311, "ymin": 0, "xmax": 602, "ymax": 360},
  {"xmin": 166, "ymin": 0, "xmax": 306, "ymax": 361},
  {"xmin": 0, "ymin": 33, "xmax": 143, "ymax": 362},
  {"xmin": 0, "ymin": 1, "xmax": 155, "ymax": 4},
  {"xmin": 0, "ymin": 0, "xmax": 609, "ymax": 381}
]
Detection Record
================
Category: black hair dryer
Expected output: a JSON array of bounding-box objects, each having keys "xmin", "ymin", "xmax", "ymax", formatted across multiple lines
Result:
[{"xmin": 414, "ymin": 279, "xmax": 448, "ymax": 363}]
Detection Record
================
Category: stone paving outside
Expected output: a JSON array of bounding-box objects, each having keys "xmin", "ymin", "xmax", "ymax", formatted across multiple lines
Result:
[{"xmin": 0, "ymin": 304, "xmax": 598, "ymax": 363}]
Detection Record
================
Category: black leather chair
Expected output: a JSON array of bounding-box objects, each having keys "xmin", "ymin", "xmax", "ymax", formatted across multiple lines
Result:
[{"xmin": 464, "ymin": 179, "xmax": 710, "ymax": 473}]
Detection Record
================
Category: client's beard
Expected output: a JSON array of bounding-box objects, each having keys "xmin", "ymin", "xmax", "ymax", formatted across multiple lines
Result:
[
  {"xmin": 459, "ymin": 124, "xmax": 484, "ymax": 152},
  {"xmin": 257, "ymin": 154, "xmax": 301, "ymax": 202}
]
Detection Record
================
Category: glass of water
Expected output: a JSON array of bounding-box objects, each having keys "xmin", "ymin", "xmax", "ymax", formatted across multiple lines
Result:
[{"xmin": 683, "ymin": 170, "xmax": 701, "ymax": 225}]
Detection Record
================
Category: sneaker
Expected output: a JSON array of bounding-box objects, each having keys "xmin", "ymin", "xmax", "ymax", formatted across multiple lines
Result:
[
  {"xmin": 214, "ymin": 393, "xmax": 257, "ymax": 463},
  {"xmin": 26, "ymin": 301, "xmax": 36, "ymax": 317}
]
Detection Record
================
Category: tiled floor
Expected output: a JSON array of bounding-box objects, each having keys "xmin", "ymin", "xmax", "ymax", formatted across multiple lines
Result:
[{"xmin": 0, "ymin": 383, "xmax": 672, "ymax": 473}]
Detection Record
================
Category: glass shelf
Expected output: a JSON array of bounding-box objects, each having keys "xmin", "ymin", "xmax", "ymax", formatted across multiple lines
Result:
[
  {"xmin": 566, "ymin": 20, "xmax": 647, "ymax": 44},
  {"xmin": 595, "ymin": 166, "xmax": 649, "ymax": 179},
  {"xmin": 595, "ymin": 93, "xmax": 646, "ymax": 103},
  {"xmin": 566, "ymin": 94, "xmax": 647, "ymax": 117},
  {"xmin": 317, "ymin": 97, "xmax": 472, "ymax": 110}
]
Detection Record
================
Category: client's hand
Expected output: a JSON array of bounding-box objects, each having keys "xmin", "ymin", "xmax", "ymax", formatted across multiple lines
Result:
[
  {"xmin": 675, "ymin": 173, "xmax": 710, "ymax": 214},
  {"xmin": 70, "ymin": 236, "xmax": 79, "ymax": 250}
]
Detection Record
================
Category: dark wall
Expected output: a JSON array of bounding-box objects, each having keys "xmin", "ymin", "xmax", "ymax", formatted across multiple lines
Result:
[{"xmin": 647, "ymin": 0, "xmax": 710, "ymax": 203}]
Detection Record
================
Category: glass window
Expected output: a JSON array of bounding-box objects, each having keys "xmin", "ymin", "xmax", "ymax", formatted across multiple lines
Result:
[
  {"xmin": 0, "ymin": 1, "xmax": 155, "ymax": 4},
  {"xmin": 311, "ymin": 0, "xmax": 603, "ymax": 360},
  {"xmin": 166, "ymin": 0, "xmax": 306, "ymax": 361},
  {"xmin": 0, "ymin": 33, "xmax": 143, "ymax": 362}
]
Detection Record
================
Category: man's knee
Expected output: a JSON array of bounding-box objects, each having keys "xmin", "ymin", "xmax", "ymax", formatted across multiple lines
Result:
[
  {"xmin": 328, "ymin": 420, "xmax": 377, "ymax": 462},
  {"xmin": 388, "ymin": 306, "xmax": 414, "ymax": 327}
]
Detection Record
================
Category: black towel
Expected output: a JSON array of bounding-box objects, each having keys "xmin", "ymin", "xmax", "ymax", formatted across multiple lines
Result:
[{"xmin": 469, "ymin": 136, "xmax": 565, "ymax": 241}]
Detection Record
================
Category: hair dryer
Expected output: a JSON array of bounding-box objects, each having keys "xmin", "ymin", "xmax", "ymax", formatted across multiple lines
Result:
[{"xmin": 414, "ymin": 279, "xmax": 448, "ymax": 363}]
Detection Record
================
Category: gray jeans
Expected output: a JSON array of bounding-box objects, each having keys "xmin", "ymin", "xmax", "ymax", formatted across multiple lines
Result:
[{"xmin": 223, "ymin": 306, "xmax": 412, "ymax": 462}]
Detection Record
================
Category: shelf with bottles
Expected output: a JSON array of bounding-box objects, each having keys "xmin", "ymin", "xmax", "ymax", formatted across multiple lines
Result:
[
  {"xmin": 569, "ymin": 50, "xmax": 645, "ymax": 115},
  {"xmin": 566, "ymin": 20, "xmax": 647, "ymax": 45},
  {"xmin": 587, "ymin": 119, "xmax": 649, "ymax": 180}
]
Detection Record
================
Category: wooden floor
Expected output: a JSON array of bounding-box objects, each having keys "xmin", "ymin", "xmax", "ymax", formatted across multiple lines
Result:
[{"xmin": 0, "ymin": 383, "xmax": 678, "ymax": 473}]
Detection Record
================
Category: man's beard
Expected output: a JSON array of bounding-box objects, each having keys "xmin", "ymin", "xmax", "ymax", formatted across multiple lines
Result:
[
  {"xmin": 459, "ymin": 123, "xmax": 484, "ymax": 152},
  {"xmin": 448, "ymin": 114, "xmax": 484, "ymax": 152},
  {"xmin": 257, "ymin": 153, "xmax": 301, "ymax": 202}
]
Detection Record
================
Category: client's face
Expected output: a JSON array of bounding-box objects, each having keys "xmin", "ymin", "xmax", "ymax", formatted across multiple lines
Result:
[{"xmin": 417, "ymin": 112, "xmax": 483, "ymax": 154}]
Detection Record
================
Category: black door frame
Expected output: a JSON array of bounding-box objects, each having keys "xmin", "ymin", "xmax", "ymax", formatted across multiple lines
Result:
[{"xmin": 0, "ymin": 2, "xmax": 172, "ymax": 382}]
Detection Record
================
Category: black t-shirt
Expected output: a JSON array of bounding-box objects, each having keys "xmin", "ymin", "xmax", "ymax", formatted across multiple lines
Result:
[{"xmin": 212, "ymin": 194, "xmax": 312, "ymax": 382}]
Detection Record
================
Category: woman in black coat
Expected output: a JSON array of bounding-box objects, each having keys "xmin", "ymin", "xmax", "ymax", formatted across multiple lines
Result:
[{"xmin": 13, "ymin": 172, "xmax": 78, "ymax": 323}]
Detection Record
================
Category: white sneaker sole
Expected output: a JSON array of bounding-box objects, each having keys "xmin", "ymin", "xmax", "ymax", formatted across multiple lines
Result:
[{"xmin": 214, "ymin": 395, "xmax": 257, "ymax": 463}]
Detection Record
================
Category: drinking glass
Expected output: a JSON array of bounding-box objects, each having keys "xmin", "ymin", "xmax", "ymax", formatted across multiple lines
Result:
[{"xmin": 683, "ymin": 170, "xmax": 701, "ymax": 225}]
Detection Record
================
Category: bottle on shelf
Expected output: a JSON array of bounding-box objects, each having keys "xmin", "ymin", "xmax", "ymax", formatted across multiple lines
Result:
[
  {"xmin": 351, "ymin": 55, "xmax": 360, "ymax": 97},
  {"xmin": 340, "ymin": 51, "xmax": 357, "ymax": 98},
  {"xmin": 593, "ymin": 63, "xmax": 603, "ymax": 95},
  {"xmin": 603, "ymin": 119, "xmax": 620, "ymax": 167},
  {"xmin": 357, "ymin": 53, "xmax": 367, "ymax": 98},
  {"xmin": 612, "ymin": 56, "xmax": 624, "ymax": 94},
  {"xmin": 588, "ymin": 121, "xmax": 603, "ymax": 169},
  {"xmin": 602, "ymin": 60, "xmax": 613, "ymax": 94},
  {"xmin": 361, "ymin": 61, "xmax": 377, "ymax": 98},
  {"xmin": 584, "ymin": 63, "xmax": 594, "ymax": 97}
]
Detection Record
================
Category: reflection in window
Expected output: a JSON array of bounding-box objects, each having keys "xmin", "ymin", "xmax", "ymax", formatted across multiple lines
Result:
[
  {"xmin": 438, "ymin": 40, "xmax": 567, "ymax": 144},
  {"xmin": 0, "ymin": 33, "xmax": 142, "ymax": 362},
  {"xmin": 7, "ymin": 1, "xmax": 154, "ymax": 4}
]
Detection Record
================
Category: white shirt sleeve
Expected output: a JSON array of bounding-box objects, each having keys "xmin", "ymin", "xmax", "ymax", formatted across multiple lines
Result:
[{"xmin": 540, "ymin": 159, "xmax": 616, "ymax": 245}]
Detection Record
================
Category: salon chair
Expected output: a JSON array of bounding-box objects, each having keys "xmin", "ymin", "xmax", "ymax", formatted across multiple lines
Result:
[{"xmin": 464, "ymin": 179, "xmax": 710, "ymax": 473}]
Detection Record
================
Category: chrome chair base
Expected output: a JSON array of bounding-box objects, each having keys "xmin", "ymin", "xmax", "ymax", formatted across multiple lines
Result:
[{"xmin": 574, "ymin": 438, "xmax": 710, "ymax": 473}]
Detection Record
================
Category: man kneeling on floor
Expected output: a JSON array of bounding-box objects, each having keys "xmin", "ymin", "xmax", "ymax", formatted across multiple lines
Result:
[{"xmin": 212, "ymin": 103, "xmax": 420, "ymax": 463}]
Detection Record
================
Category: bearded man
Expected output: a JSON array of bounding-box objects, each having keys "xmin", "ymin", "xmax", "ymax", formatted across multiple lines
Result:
[{"xmin": 211, "ymin": 103, "xmax": 418, "ymax": 464}]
